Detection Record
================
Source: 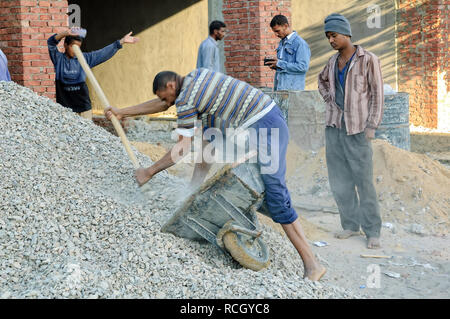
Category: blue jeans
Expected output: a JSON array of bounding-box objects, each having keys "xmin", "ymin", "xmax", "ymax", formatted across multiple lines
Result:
[{"xmin": 250, "ymin": 106, "xmax": 298, "ymax": 224}]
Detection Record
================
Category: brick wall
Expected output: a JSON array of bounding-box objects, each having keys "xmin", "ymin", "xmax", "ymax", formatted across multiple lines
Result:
[
  {"xmin": 0, "ymin": 0, "xmax": 68, "ymax": 100},
  {"xmin": 396, "ymin": 0, "xmax": 448, "ymax": 129},
  {"xmin": 222, "ymin": 0, "xmax": 290, "ymax": 88}
]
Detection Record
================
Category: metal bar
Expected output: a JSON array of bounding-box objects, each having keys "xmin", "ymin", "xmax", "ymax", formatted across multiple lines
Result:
[
  {"xmin": 229, "ymin": 224, "xmax": 262, "ymax": 238},
  {"xmin": 211, "ymin": 194, "xmax": 256, "ymax": 231},
  {"xmin": 182, "ymin": 217, "xmax": 220, "ymax": 248}
]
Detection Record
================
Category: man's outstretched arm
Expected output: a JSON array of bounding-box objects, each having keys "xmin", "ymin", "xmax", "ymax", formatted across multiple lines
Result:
[
  {"xmin": 84, "ymin": 32, "xmax": 139, "ymax": 68},
  {"xmin": 104, "ymin": 98, "xmax": 169, "ymax": 120}
]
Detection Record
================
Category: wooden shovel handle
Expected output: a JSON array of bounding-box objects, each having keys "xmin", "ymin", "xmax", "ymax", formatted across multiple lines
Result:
[{"xmin": 72, "ymin": 45, "xmax": 140, "ymax": 169}]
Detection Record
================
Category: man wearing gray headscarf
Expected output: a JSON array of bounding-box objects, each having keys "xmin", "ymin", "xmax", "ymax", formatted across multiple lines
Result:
[{"xmin": 318, "ymin": 13, "xmax": 384, "ymax": 249}]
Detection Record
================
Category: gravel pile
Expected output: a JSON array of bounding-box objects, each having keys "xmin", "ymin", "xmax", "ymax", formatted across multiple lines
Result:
[
  {"xmin": 126, "ymin": 119, "xmax": 177, "ymax": 149},
  {"xmin": 0, "ymin": 81, "xmax": 356, "ymax": 299}
]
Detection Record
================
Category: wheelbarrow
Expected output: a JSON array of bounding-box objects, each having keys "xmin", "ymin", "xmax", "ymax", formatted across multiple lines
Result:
[{"xmin": 161, "ymin": 152, "xmax": 271, "ymax": 271}]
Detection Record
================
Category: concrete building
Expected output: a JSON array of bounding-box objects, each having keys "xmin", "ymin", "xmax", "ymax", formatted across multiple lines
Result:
[{"xmin": 0, "ymin": 0, "xmax": 448, "ymax": 129}]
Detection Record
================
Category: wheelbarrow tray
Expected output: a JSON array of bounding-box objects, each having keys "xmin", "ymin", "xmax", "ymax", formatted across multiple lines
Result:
[{"xmin": 161, "ymin": 162, "xmax": 265, "ymax": 248}]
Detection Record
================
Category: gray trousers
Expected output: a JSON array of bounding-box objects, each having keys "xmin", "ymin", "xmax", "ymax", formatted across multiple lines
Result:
[{"xmin": 325, "ymin": 124, "xmax": 381, "ymax": 238}]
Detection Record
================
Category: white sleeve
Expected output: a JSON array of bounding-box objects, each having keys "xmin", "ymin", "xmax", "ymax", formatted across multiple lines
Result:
[{"xmin": 172, "ymin": 128, "xmax": 196, "ymax": 140}]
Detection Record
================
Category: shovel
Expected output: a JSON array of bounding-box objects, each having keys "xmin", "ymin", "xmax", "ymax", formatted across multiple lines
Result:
[{"xmin": 72, "ymin": 44, "xmax": 149, "ymax": 190}]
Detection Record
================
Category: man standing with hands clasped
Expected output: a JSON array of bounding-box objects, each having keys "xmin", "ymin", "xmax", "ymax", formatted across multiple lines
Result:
[{"xmin": 318, "ymin": 14, "xmax": 384, "ymax": 249}]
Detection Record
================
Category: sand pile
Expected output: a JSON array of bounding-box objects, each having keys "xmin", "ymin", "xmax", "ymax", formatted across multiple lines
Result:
[{"xmin": 286, "ymin": 140, "xmax": 450, "ymax": 236}]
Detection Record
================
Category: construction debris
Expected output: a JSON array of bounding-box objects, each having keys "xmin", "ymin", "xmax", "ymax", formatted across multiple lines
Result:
[
  {"xmin": 360, "ymin": 255, "xmax": 392, "ymax": 259},
  {"xmin": 384, "ymin": 271, "xmax": 401, "ymax": 279},
  {"xmin": 313, "ymin": 241, "xmax": 329, "ymax": 247}
]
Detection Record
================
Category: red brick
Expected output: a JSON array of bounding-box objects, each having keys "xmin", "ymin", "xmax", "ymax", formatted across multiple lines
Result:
[
  {"xmin": 48, "ymin": 7, "xmax": 62, "ymax": 13},
  {"xmin": 32, "ymin": 86, "xmax": 46, "ymax": 93},
  {"xmin": 30, "ymin": 20, "xmax": 48, "ymax": 27},
  {"xmin": 21, "ymin": 0, "xmax": 38, "ymax": 6},
  {"xmin": 31, "ymin": 60, "xmax": 51, "ymax": 67},
  {"xmin": 40, "ymin": 80, "xmax": 54, "ymax": 86},
  {"xmin": 23, "ymin": 67, "xmax": 42, "ymax": 74},
  {"xmin": 47, "ymin": 20, "xmax": 65, "ymax": 27},
  {"xmin": 39, "ymin": 14, "xmax": 52, "ymax": 20},
  {"xmin": 39, "ymin": 27, "xmax": 53, "ymax": 34},
  {"xmin": 38, "ymin": 1, "xmax": 51, "ymax": 7},
  {"xmin": 50, "ymin": 1, "xmax": 68, "ymax": 8},
  {"xmin": 22, "ymin": 54, "xmax": 41, "ymax": 60},
  {"xmin": 23, "ymin": 80, "xmax": 41, "ymax": 86}
]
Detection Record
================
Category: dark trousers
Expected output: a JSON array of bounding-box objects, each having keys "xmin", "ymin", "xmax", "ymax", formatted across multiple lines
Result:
[{"xmin": 325, "ymin": 124, "xmax": 381, "ymax": 238}]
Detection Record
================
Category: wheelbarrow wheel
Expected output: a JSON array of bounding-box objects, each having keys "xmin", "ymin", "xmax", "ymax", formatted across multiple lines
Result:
[{"xmin": 223, "ymin": 231, "xmax": 270, "ymax": 271}]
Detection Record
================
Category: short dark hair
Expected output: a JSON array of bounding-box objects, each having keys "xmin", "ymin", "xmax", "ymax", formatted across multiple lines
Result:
[
  {"xmin": 270, "ymin": 15, "xmax": 289, "ymax": 28},
  {"xmin": 153, "ymin": 71, "xmax": 178, "ymax": 94},
  {"xmin": 64, "ymin": 35, "xmax": 83, "ymax": 46},
  {"xmin": 209, "ymin": 20, "xmax": 226, "ymax": 35}
]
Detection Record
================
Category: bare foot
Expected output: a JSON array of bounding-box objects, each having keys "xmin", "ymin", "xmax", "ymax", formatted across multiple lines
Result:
[
  {"xmin": 304, "ymin": 265, "xmax": 327, "ymax": 281},
  {"xmin": 335, "ymin": 229, "xmax": 360, "ymax": 239},
  {"xmin": 367, "ymin": 237, "xmax": 381, "ymax": 249}
]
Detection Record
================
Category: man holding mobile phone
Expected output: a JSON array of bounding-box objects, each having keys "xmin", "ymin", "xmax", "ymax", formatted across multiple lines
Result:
[{"xmin": 265, "ymin": 15, "xmax": 311, "ymax": 91}]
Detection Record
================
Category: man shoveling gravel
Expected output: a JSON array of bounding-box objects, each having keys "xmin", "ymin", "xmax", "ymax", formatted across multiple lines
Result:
[{"xmin": 105, "ymin": 69, "xmax": 326, "ymax": 282}]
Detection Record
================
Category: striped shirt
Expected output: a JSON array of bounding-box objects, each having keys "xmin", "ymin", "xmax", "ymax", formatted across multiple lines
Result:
[
  {"xmin": 175, "ymin": 68, "xmax": 274, "ymax": 131},
  {"xmin": 318, "ymin": 45, "xmax": 384, "ymax": 135}
]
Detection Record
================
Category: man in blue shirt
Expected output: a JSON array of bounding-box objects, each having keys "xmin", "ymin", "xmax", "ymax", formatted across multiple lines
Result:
[
  {"xmin": 47, "ymin": 27, "xmax": 139, "ymax": 119},
  {"xmin": 0, "ymin": 48, "xmax": 11, "ymax": 82},
  {"xmin": 265, "ymin": 15, "xmax": 311, "ymax": 91},
  {"xmin": 196, "ymin": 20, "xmax": 226, "ymax": 72}
]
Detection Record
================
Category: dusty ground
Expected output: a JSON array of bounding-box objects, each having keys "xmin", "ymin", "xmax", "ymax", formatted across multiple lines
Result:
[
  {"xmin": 258, "ymin": 211, "xmax": 449, "ymax": 299},
  {"xmin": 132, "ymin": 139, "xmax": 450, "ymax": 299}
]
